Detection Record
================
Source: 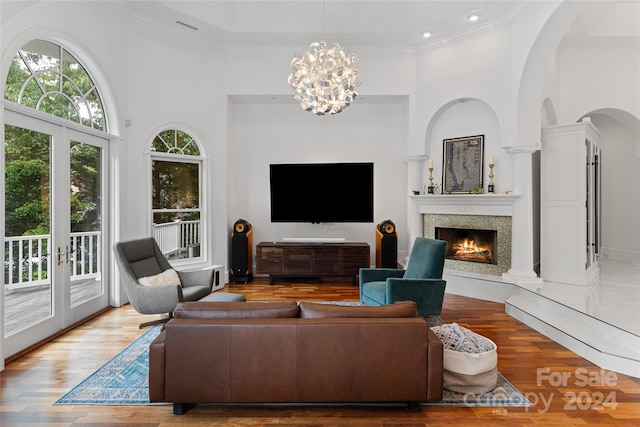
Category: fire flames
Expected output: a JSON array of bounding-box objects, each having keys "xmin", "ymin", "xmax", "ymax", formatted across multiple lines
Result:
[{"xmin": 451, "ymin": 239, "xmax": 492, "ymax": 262}]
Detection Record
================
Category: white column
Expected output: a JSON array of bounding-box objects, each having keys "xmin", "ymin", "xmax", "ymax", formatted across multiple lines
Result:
[
  {"xmin": 406, "ymin": 156, "xmax": 426, "ymax": 257},
  {"xmin": 503, "ymin": 148, "xmax": 542, "ymax": 286}
]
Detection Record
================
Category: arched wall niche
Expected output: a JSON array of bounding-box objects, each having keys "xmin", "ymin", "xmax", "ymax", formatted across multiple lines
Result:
[{"xmin": 423, "ymin": 98, "xmax": 512, "ymax": 192}]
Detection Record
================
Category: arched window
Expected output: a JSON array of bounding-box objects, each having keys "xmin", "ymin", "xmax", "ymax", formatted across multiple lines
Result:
[
  {"xmin": 4, "ymin": 39, "xmax": 106, "ymax": 131},
  {"xmin": 150, "ymin": 129, "xmax": 204, "ymax": 260}
]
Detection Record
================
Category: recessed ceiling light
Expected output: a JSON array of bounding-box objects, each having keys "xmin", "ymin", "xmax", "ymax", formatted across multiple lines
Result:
[
  {"xmin": 422, "ymin": 31, "xmax": 432, "ymax": 38},
  {"xmin": 468, "ymin": 14, "xmax": 479, "ymax": 22}
]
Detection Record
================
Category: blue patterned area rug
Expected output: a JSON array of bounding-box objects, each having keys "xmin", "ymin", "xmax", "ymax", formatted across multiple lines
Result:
[
  {"xmin": 55, "ymin": 320, "xmax": 531, "ymax": 408},
  {"xmin": 55, "ymin": 325, "xmax": 163, "ymax": 405},
  {"xmin": 422, "ymin": 374, "xmax": 531, "ymax": 407}
]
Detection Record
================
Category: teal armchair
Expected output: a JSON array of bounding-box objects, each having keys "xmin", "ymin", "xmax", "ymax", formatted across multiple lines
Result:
[{"xmin": 359, "ymin": 237, "xmax": 447, "ymax": 316}]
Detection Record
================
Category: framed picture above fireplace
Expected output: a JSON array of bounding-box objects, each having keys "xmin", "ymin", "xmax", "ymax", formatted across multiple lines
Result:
[{"xmin": 442, "ymin": 134, "xmax": 484, "ymax": 194}]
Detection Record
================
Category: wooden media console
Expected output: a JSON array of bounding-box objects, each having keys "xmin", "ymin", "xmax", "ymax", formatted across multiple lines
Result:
[{"xmin": 255, "ymin": 242, "xmax": 370, "ymax": 284}]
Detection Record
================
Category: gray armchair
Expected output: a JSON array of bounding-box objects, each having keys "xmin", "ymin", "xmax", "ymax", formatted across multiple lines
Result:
[
  {"xmin": 359, "ymin": 237, "xmax": 447, "ymax": 317},
  {"xmin": 113, "ymin": 237, "xmax": 213, "ymax": 328}
]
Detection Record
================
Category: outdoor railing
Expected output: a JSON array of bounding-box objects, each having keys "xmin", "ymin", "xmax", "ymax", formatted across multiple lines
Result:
[
  {"xmin": 4, "ymin": 220, "xmax": 200, "ymax": 290},
  {"xmin": 4, "ymin": 234, "xmax": 51, "ymax": 289},
  {"xmin": 4, "ymin": 232, "xmax": 100, "ymax": 290},
  {"xmin": 153, "ymin": 220, "xmax": 200, "ymax": 256}
]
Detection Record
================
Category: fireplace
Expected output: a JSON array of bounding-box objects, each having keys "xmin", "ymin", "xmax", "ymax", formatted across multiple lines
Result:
[
  {"xmin": 436, "ymin": 227, "xmax": 497, "ymax": 265},
  {"xmin": 423, "ymin": 213, "xmax": 512, "ymax": 276}
]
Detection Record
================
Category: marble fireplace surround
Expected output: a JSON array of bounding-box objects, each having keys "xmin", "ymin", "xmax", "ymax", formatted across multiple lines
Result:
[
  {"xmin": 413, "ymin": 194, "xmax": 519, "ymax": 277},
  {"xmin": 425, "ymin": 213, "xmax": 511, "ymax": 275}
]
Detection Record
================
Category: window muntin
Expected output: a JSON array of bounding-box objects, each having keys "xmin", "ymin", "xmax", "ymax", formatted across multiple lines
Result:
[
  {"xmin": 4, "ymin": 39, "xmax": 106, "ymax": 131},
  {"xmin": 152, "ymin": 129, "xmax": 200, "ymax": 156}
]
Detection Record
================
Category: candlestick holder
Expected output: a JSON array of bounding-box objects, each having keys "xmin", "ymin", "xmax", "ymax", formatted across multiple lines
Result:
[
  {"xmin": 428, "ymin": 167, "xmax": 434, "ymax": 194},
  {"xmin": 488, "ymin": 163, "xmax": 495, "ymax": 193}
]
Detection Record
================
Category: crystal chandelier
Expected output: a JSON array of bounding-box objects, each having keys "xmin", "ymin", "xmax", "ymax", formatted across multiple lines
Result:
[{"xmin": 287, "ymin": 41, "xmax": 360, "ymax": 115}]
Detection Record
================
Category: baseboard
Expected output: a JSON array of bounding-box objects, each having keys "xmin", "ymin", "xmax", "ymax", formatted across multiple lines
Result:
[{"xmin": 601, "ymin": 247, "xmax": 640, "ymax": 263}]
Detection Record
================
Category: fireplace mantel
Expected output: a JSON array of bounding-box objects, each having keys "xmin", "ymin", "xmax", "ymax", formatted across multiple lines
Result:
[{"xmin": 410, "ymin": 194, "xmax": 520, "ymax": 216}]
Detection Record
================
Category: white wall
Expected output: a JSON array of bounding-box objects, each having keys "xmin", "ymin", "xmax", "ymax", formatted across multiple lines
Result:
[
  {"xmin": 123, "ymin": 15, "xmax": 229, "ymax": 270},
  {"xmin": 589, "ymin": 113, "xmax": 640, "ymax": 262},
  {"xmin": 228, "ymin": 100, "xmax": 410, "ymax": 265},
  {"xmin": 558, "ymin": 48, "xmax": 640, "ymax": 123},
  {"xmin": 225, "ymin": 48, "xmax": 416, "ymax": 97}
]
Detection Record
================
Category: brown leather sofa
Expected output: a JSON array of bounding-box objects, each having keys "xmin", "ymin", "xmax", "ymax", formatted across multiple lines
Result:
[{"xmin": 149, "ymin": 300, "xmax": 443, "ymax": 414}]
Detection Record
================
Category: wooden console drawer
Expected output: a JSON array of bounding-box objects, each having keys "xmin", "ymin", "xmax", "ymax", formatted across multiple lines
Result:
[
  {"xmin": 285, "ymin": 247, "xmax": 313, "ymax": 274},
  {"xmin": 313, "ymin": 246, "xmax": 341, "ymax": 275},
  {"xmin": 256, "ymin": 246, "xmax": 284, "ymax": 274},
  {"xmin": 341, "ymin": 246, "xmax": 370, "ymax": 275}
]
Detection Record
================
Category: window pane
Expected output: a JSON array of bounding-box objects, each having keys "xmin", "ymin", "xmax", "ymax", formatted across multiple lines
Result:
[
  {"xmin": 85, "ymin": 89, "xmax": 105, "ymax": 130},
  {"xmin": 4, "ymin": 55, "xmax": 29, "ymax": 102},
  {"xmin": 176, "ymin": 131, "xmax": 200, "ymax": 156},
  {"xmin": 40, "ymin": 93, "xmax": 78, "ymax": 122},
  {"xmin": 151, "ymin": 131, "xmax": 173, "ymax": 153},
  {"xmin": 70, "ymin": 142, "xmax": 101, "ymax": 232},
  {"xmin": 150, "ymin": 130, "xmax": 200, "ymax": 156},
  {"xmin": 4, "ymin": 124, "xmax": 53, "ymax": 336},
  {"xmin": 70, "ymin": 141, "xmax": 103, "ymax": 307},
  {"xmin": 4, "ymin": 125, "xmax": 51, "ymax": 237},
  {"xmin": 20, "ymin": 79, "xmax": 41, "ymax": 109},
  {"xmin": 22, "ymin": 39, "xmax": 60, "ymax": 68},
  {"xmin": 152, "ymin": 211, "xmax": 200, "ymax": 260},
  {"xmin": 152, "ymin": 160, "xmax": 199, "ymax": 210},
  {"xmin": 4, "ymin": 39, "xmax": 106, "ymax": 131}
]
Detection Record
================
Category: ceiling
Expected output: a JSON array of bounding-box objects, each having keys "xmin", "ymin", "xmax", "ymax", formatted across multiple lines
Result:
[{"xmin": 120, "ymin": 0, "xmax": 639, "ymax": 51}]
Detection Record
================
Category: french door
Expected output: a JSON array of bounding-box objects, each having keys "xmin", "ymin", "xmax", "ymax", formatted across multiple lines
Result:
[{"xmin": 3, "ymin": 110, "xmax": 109, "ymax": 357}]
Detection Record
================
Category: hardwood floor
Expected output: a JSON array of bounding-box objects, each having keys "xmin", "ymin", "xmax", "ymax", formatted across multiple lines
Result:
[{"xmin": 1, "ymin": 277, "xmax": 639, "ymax": 426}]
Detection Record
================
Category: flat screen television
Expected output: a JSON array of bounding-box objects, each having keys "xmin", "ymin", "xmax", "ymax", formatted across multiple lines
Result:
[{"xmin": 270, "ymin": 162, "xmax": 374, "ymax": 223}]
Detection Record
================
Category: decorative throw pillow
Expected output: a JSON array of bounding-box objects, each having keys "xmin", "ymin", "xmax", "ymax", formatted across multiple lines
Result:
[
  {"xmin": 138, "ymin": 269, "xmax": 182, "ymax": 287},
  {"xmin": 431, "ymin": 323, "xmax": 495, "ymax": 353}
]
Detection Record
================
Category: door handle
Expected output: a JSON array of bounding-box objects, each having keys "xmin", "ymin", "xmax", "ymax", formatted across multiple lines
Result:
[
  {"xmin": 56, "ymin": 247, "xmax": 64, "ymax": 266},
  {"xmin": 65, "ymin": 246, "xmax": 76, "ymax": 264}
]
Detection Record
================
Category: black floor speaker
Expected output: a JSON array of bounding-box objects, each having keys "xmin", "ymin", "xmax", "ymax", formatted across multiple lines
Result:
[
  {"xmin": 376, "ymin": 219, "xmax": 398, "ymax": 268},
  {"xmin": 230, "ymin": 219, "xmax": 253, "ymax": 283}
]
